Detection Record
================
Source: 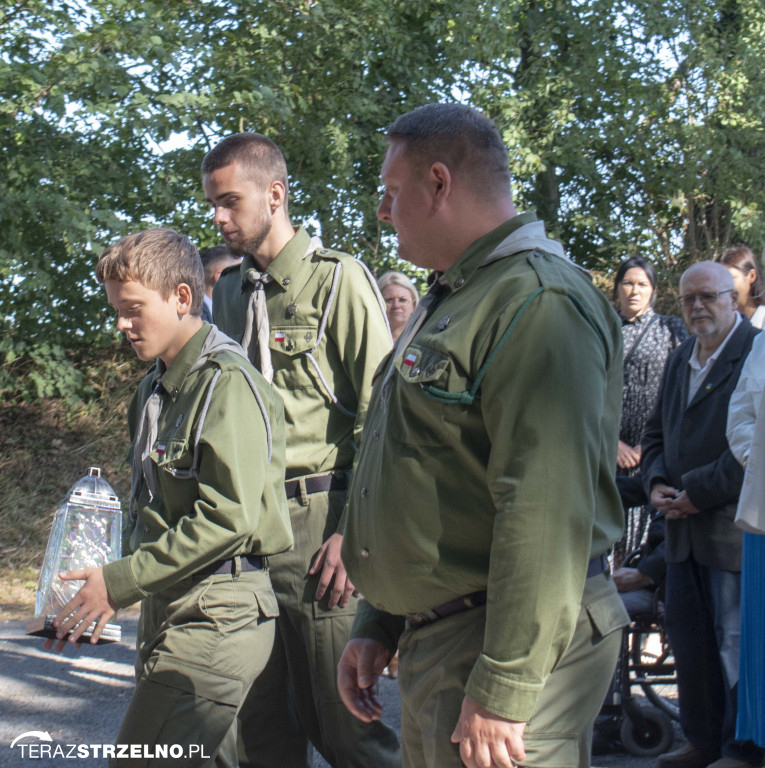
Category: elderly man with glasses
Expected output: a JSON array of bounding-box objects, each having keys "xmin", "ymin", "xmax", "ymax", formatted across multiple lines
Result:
[{"xmin": 642, "ymin": 261, "xmax": 763, "ymax": 768}]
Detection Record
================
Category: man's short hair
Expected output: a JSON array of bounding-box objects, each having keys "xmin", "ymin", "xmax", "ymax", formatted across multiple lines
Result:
[
  {"xmin": 199, "ymin": 244, "xmax": 239, "ymax": 286},
  {"xmin": 201, "ymin": 132, "xmax": 289, "ymax": 204},
  {"xmin": 96, "ymin": 228, "xmax": 205, "ymax": 316},
  {"xmin": 386, "ymin": 103, "xmax": 512, "ymax": 198}
]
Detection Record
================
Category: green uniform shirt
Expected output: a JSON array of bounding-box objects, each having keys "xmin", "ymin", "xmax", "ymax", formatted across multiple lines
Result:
[
  {"xmin": 213, "ymin": 226, "xmax": 391, "ymax": 481},
  {"xmin": 103, "ymin": 325, "xmax": 292, "ymax": 608},
  {"xmin": 343, "ymin": 213, "xmax": 625, "ymax": 722}
]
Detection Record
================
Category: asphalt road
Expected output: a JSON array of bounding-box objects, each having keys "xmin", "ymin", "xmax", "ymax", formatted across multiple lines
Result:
[{"xmin": 0, "ymin": 615, "xmax": 672, "ymax": 767}]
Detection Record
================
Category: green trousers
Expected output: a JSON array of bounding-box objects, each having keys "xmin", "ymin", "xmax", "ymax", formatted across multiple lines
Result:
[
  {"xmin": 113, "ymin": 567, "xmax": 279, "ymax": 767},
  {"xmin": 397, "ymin": 571, "xmax": 628, "ymax": 768},
  {"xmin": 237, "ymin": 483, "xmax": 401, "ymax": 768}
]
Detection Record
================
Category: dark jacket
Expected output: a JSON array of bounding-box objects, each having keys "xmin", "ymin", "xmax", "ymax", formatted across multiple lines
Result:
[{"xmin": 641, "ymin": 319, "xmax": 758, "ymax": 571}]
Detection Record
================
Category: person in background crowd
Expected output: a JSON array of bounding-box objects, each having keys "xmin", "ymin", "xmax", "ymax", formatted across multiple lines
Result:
[
  {"xmin": 727, "ymin": 331, "xmax": 765, "ymax": 752},
  {"xmin": 199, "ymin": 244, "xmax": 241, "ymax": 323},
  {"xmin": 612, "ymin": 256, "xmax": 687, "ymax": 564},
  {"xmin": 718, "ymin": 245, "xmax": 765, "ymax": 330},
  {"xmin": 642, "ymin": 261, "xmax": 762, "ymax": 768},
  {"xmin": 378, "ymin": 271, "xmax": 418, "ymax": 342},
  {"xmin": 375, "ymin": 271, "xmax": 418, "ymax": 681}
]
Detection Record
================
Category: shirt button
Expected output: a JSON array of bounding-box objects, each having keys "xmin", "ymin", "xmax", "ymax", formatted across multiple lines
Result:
[
  {"xmin": 360, "ymin": 487, "xmax": 367, "ymax": 497},
  {"xmin": 360, "ymin": 548, "xmax": 370, "ymax": 558},
  {"xmin": 454, "ymin": 277, "xmax": 465, "ymax": 288},
  {"xmin": 373, "ymin": 431, "xmax": 380, "ymax": 440},
  {"xmin": 282, "ymin": 278, "xmax": 291, "ymax": 286},
  {"xmin": 411, "ymin": 367, "xmax": 421, "ymax": 377},
  {"xmin": 143, "ymin": 524, "xmax": 151, "ymax": 533}
]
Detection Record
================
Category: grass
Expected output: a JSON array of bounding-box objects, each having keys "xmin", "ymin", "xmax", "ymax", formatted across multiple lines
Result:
[{"xmin": 0, "ymin": 342, "xmax": 146, "ymax": 620}]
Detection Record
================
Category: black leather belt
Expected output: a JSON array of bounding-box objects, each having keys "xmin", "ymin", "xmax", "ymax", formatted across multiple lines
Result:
[
  {"xmin": 406, "ymin": 556, "xmax": 609, "ymax": 629},
  {"xmin": 407, "ymin": 590, "xmax": 487, "ymax": 629},
  {"xmin": 192, "ymin": 554, "xmax": 263, "ymax": 581},
  {"xmin": 284, "ymin": 471, "xmax": 348, "ymax": 499}
]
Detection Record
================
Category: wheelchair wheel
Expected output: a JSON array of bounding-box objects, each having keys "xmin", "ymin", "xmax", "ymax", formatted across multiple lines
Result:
[
  {"xmin": 620, "ymin": 706, "xmax": 675, "ymax": 757},
  {"xmin": 629, "ymin": 626, "xmax": 680, "ymax": 721}
]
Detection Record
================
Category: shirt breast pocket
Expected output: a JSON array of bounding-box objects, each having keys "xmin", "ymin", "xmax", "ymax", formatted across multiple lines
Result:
[
  {"xmin": 391, "ymin": 344, "xmax": 470, "ymax": 447},
  {"xmin": 394, "ymin": 344, "xmax": 451, "ymax": 387},
  {"xmin": 270, "ymin": 324, "xmax": 320, "ymax": 390},
  {"xmin": 151, "ymin": 437, "xmax": 195, "ymax": 479}
]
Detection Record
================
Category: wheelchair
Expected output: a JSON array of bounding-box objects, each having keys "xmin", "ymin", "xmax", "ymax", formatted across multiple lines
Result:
[{"xmin": 595, "ymin": 553, "xmax": 679, "ymax": 757}]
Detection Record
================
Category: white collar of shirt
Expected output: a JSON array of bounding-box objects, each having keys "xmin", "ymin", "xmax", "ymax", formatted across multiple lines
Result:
[
  {"xmin": 750, "ymin": 305, "xmax": 765, "ymax": 330},
  {"xmin": 687, "ymin": 313, "xmax": 741, "ymax": 404},
  {"xmin": 203, "ymin": 294, "xmax": 213, "ymax": 314}
]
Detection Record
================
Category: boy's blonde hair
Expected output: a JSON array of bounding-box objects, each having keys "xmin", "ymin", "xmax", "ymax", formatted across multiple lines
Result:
[{"xmin": 96, "ymin": 228, "xmax": 205, "ymax": 316}]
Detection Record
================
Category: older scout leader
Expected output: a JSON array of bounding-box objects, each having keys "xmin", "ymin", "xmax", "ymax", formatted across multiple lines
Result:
[
  {"xmin": 202, "ymin": 133, "xmax": 399, "ymax": 768},
  {"xmin": 336, "ymin": 103, "xmax": 630, "ymax": 768}
]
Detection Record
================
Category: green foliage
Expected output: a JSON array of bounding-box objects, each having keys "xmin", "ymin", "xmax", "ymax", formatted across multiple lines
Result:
[
  {"xmin": 0, "ymin": 337, "xmax": 93, "ymax": 403},
  {"xmin": 2, "ymin": 0, "xmax": 765, "ymax": 402},
  {"xmin": 468, "ymin": 0, "xmax": 765, "ymax": 271}
]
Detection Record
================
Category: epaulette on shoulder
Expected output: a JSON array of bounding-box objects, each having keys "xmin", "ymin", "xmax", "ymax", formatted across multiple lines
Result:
[
  {"xmin": 206, "ymin": 348, "xmax": 250, "ymax": 373},
  {"xmin": 313, "ymin": 247, "xmax": 352, "ymax": 263}
]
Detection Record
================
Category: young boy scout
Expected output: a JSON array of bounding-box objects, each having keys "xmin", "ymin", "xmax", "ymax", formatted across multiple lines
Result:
[
  {"xmin": 45, "ymin": 228, "xmax": 293, "ymax": 766},
  {"xmin": 202, "ymin": 133, "xmax": 400, "ymax": 767}
]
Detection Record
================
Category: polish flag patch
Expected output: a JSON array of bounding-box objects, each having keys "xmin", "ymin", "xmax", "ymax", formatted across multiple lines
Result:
[
  {"xmin": 156, "ymin": 444, "xmax": 166, "ymax": 457},
  {"xmin": 403, "ymin": 353, "xmax": 417, "ymax": 367},
  {"xmin": 274, "ymin": 332, "xmax": 286, "ymax": 343}
]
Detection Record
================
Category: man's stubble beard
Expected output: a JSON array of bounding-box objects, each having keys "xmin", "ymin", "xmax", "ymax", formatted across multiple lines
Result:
[{"xmin": 229, "ymin": 218, "xmax": 272, "ymax": 259}]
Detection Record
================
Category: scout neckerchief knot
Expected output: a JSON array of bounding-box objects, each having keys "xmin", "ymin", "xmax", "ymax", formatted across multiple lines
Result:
[
  {"xmin": 131, "ymin": 378, "xmax": 165, "ymax": 511},
  {"xmin": 241, "ymin": 269, "xmax": 274, "ymax": 383}
]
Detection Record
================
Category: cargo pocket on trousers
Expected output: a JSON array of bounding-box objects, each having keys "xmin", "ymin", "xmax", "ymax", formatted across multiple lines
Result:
[
  {"xmin": 253, "ymin": 585, "xmax": 280, "ymax": 619},
  {"xmin": 586, "ymin": 591, "xmax": 630, "ymax": 640},
  {"xmin": 143, "ymin": 653, "xmax": 244, "ymax": 706}
]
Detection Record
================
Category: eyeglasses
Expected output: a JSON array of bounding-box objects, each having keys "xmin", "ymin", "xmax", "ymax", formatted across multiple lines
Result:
[
  {"xmin": 384, "ymin": 297, "xmax": 412, "ymax": 306},
  {"xmin": 678, "ymin": 289, "xmax": 733, "ymax": 308}
]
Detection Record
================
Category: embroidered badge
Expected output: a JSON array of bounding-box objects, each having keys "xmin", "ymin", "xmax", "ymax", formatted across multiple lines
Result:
[
  {"xmin": 274, "ymin": 332, "xmax": 286, "ymax": 343},
  {"xmin": 156, "ymin": 444, "xmax": 166, "ymax": 457},
  {"xmin": 403, "ymin": 352, "xmax": 417, "ymax": 367}
]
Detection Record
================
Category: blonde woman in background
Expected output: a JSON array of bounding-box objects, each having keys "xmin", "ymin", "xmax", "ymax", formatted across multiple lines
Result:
[
  {"xmin": 378, "ymin": 270, "xmax": 418, "ymax": 342},
  {"xmin": 376, "ymin": 271, "xmax": 418, "ymax": 679}
]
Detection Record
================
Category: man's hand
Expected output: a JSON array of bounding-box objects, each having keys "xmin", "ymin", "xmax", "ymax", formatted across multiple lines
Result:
[
  {"xmin": 665, "ymin": 490, "xmax": 701, "ymax": 520},
  {"xmin": 451, "ymin": 696, "xmax": 526, "ymax": 768},
  {"xmin": 337, "ymin": 638, "xmax": 389, "ymax": 722},
  {"xmin": 617, "ymin": 440, "xmax": 642, "ymax": 470},
  {"xmin": 309, "ymin": 533, "xmax": 357, "ymax": 608},
  {"xmin": 43, "ymin": 567, "xmax": 117, "ymax": 652},
  {"xmin": 650, "ymin": 483, "xmax": 680, "ymax": 513},
  {"xmin": 613, "ymin": 566, "xmax": 654, "ymax": 593}
]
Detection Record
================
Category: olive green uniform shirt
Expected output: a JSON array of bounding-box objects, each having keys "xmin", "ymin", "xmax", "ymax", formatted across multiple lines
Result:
[
  {"xmin": 343, "ymin": 214, "xmax": 625, "ymax": 722},
  {"xmin": 103, "ymin": 325, "xmax": 292, "ymax": 607},
  {"xmin": 213, "ymin": 226, "xmax": 391, "ymax": 483}
]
